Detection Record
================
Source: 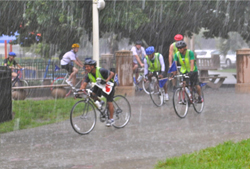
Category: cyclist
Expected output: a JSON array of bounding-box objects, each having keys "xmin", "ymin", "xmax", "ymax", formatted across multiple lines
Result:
[
  {"xmin": 3, "ymin": 52, "xmax": 23, "ymax": 80},
  {"xmin": 168, "ymin": 34, "xmax": 183, "ymax": 89},
  {"xmin": 144, "ymin": 46, "xmax": 169, "ymax": 101},
  {"xmin": 173, "ymin": 41, "xmax": 203, "ymax": 103},
  {"xmin": 80, "ymin": 59, "xmax": 115, "ymax": 127},
  {"xmin": 61, "ymin": 43, "xmax": 83, "ymax": 88},
  {"xmin": 131, "ymin": 40, "xmax": 146, "ymax": 84}
]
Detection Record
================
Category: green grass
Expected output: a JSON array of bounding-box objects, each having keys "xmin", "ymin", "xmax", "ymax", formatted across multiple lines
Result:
[
  {"xmin": 155, "ymin": 140, "xmax": 250, "ymax": 169},
  {"xmin": 0, "ymin": 98, "xmax": 80, "ymax": 133}
]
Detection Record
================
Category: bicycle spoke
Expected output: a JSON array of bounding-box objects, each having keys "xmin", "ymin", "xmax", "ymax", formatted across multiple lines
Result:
[
  {"xmin": 192, "ymin": 87, "xmax": 205, "ymax": 114},
  {"xmin": 112, "ymin": 95, "xmax": 131, "ymax": 128},
  {"xmin": 149, "ymin": 80, "xmax": 163, "ymax": 107},
  {"xmin": 70, "ymin": 100, "xmax": 96, "ymax": 135}
]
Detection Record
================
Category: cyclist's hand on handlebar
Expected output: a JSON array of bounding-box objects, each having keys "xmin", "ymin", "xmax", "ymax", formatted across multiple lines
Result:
[{"xmin": 100, "ymin": 79, "xmax": 106, "ymax": 85}]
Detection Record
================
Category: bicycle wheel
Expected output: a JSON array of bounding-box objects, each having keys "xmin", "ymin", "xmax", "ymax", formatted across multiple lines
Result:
[
  {"xmin": 70, "ymin": 100, "xmax": 97, "ymax": 135},
  {"xmin": 20, "ymin": 80, "xmax": 30, "ymax": 97},
  {"xmin": 112, "ymin": 95, "xmax": 131, "ymax": 128},
  {"xmin": 192, "ymin": 86, "xmax": 205, "ymax": 114},
  {"xmin": 142, "ymin": 79, "xmax": 152, "ymax": 94},
  {"xmin": 51, "ymin": 77, "xmax": 71, "ymax": 97},
  {"xmin": 173, "ymin": 87, "xmax": 189, "ymax": 118},
  {"xmin": 149, "ymin": 79, "xmax": 163, "ymax": 107}
]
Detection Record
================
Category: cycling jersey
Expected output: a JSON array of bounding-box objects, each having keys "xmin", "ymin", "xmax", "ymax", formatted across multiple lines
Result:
[
  {"xmin": 60, "ymin": 50, "xmax": 77, "ymax": 66},
  {"xmin": 4, "ymin": 58, "xmax": 17, "ymax": 66}
]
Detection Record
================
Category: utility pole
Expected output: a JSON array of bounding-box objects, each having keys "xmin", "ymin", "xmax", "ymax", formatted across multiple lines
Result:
[{"xmin": 92, "ymin": 0, "xmax": 105, "ymax": 67}]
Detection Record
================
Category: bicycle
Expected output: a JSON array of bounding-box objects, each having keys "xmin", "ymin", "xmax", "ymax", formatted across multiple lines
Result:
[
  {"xmin": 148, "ymin": 72, "xmax": 169, "ymax": 107},
  {"xmin": 12, "ymin": 68, "xmax": 30, "ymax": 97},
  {"xmin": 133, "ymin": 67, "xmax": 152, "ymax": 95},
  {"xmin": 51, "ymin": 72, "xmax": 85, "ymax": 97},
  {"xmin": 172, "ymin": 74, "xmax": 205, "ymax": 118},
  {"xmin": 70, "ymin": 82, "xmax": 131, "ymax": 135}
]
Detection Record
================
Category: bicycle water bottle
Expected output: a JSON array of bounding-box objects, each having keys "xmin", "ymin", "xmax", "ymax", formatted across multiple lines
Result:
[
  {"xmin": 95, "ymin": 101, "xmax": 102, "ymax": 109},
  {"xmin": 185, "ymin": 87, "xmax": 192, "ymax": 101},
  {"xmin": 137, "ymin": 74, "xmax": 143, "ymax": 82}
]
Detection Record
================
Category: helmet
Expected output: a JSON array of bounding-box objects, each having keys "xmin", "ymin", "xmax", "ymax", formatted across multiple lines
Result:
[
  {"xmin": 175, "ymin": 41, "xmax": 187, "ymax": 49},
  {"xmin": 84, "ymin": 59, "xmax": 96, "ymax": 67},
  {"xmin": 9, "ymin": 52, "xmax": 16, "ymax": 57},
  {"xmin": 174, "ymin": 34, "xmax": 183, "ymax": 41},
  {"xmin": 72, "ymin": 43, "xmax": 80, "ymax": 48},
  {"xmin": 145, "ymin": 46, "xmax": 155, "ymax": 55},
  {"xmin": 135, "ymin": 40, "xmax": 142, "ymax": 45}
]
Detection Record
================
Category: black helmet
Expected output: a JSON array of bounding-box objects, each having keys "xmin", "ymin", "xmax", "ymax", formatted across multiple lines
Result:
[
  {"xmin": 84, "ymin": 59, "xmax": 96, "ymax": 67},
  {"xmin": 135, "ymin": 40, "xmax": 142, "ymax": 45},
  {"xmin": 175, "ymin": 41, "xmax": 187, "ymax": 49}
]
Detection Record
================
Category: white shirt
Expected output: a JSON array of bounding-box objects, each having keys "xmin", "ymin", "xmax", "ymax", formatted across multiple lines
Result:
[
  {"xmin": 131, "ymin": 46, "xmax": 146, "ymax": 64},
  {"xmin": 61, "ymin": 50, "xmax": 77, "ymax": 65},
  {"xmin": 144, "ymin": 53, "xmax": 165, "ymax": 75}
]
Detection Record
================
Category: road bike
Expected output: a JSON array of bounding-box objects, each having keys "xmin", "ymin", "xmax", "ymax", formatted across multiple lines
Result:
[
  {"xmin": 12, "ymin": 68, "xmax": 30, "ymax": 97},
  {"xmin": 133, "ymin": 68, "xmax": 152, "ymax": 94},
  {"xmin": 148, "ymin": 72, "xmax": 169, "ymax": 107},
  {"xmin": 51, "ymin": 72, "xmax": 85, "ymax": 97},
  {"xmin": 172, "ymin": 74, "xmax": 205, "ymax": 118},
  {"xmin": 70, "ymin": 82, "xmax": 131, "ymax": 135}
]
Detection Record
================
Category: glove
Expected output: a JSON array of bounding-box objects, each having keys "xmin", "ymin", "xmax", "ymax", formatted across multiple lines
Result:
[
  {"xmin": 100, "ymin": 79, "xmax": 106, "ymax": 85},
  {"xmin": 188, "ymin": 71, "xmax": 194, "ymax": 78}
]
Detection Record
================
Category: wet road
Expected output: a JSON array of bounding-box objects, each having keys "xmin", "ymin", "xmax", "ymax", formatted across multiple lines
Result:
[{"xmin": 1, "ymin": 87, "xmax": 250, "ymax": 169}]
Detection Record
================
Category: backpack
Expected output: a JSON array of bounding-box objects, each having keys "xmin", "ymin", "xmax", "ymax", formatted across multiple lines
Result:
[{"xmin": 59, "ymin": 51, "xmax": 67, "ymax": 60}]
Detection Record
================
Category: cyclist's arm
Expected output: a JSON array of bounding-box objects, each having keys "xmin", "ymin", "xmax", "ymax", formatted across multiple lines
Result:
[
  {"xmin": 190, "ymin": 60, "xmax": 194, "ymax": 71},
  {"xmin": 73, "ymin": 60, "xmax": 83, "ymax": 68},
  {"xmin": 17, "ymin": 64, "xmax": 22, "ymax": 69},
  {"xmin": 76, "ymin": 57, "xmax": 83, "ymax": 66},
  {"xmin": 143, "ymin": 58, "xmax": 148, "ymax": 76},
  {"xmin": 105, "ymin": 71, "xmax": 114, "ymax": 83},
  {"xmin": 169, "ymin": 44, "xmax": 174, "ymax": 67},
  {"xmin": 135, "ymin": 54, "xmax": 144, "ymax": 67},
  {"xmin": 80, "ymin": 81, "xmax": 88, "ymax": 90},
  {"xmin": 159, "ymin": 54, "xmax": 165, "ymax": 73}
]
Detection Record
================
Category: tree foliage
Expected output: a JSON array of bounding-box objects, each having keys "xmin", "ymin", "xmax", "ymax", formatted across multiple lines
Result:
[{"xmin": 1, "ymin": 0, "xmax": 250, "ymax": 59}]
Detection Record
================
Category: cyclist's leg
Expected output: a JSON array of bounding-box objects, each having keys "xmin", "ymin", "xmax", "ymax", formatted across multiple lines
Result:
[
  {"xmin": 11, "ymin": 72, "xmax": 17, "ymax": 80},
  {"xmin": 133, "ymin": 63, "xmax": 139, "ymax": 83},
  {"xmin": 102, "ymin": 86, "xmax": 115, "ymax": 126},
  {"xmin": 71, "ymin": 67, "xmax": 78, "ymax": 86}
]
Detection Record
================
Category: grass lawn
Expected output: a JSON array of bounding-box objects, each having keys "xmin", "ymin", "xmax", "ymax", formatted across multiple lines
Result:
[
  {"xmin": 155, "ymin": 140, "xmax": 250, "ymax": 169},
  {"xmin": 0, "ymin": 98, "xmax": 79, "ymax": 133}
]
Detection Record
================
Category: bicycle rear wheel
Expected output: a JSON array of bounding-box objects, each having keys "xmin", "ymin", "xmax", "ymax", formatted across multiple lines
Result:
[
  {"xmin": 173, "ymin": 88, "xmax": 189, "ymax": 118},
  {"xmin": 149, "ymin": 79, "xmax": 163, "ymax": 107},
  {"xmin": 20, "ymin": 80, "xmax": 30, "ymax": 97},
  {"xmin": 192, "ymin": 86, "xmax": 205, "ymax": 114},
  {"xmin": 112, "ymin": 95, "xmax": 131, "ymax": 128},
  {"xmin": 70, "ymin": 100, "xmax": 97, "ymax": 135}
]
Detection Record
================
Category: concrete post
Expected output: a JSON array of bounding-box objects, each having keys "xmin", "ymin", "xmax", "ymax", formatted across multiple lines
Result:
[
  {"xmin": 115, "ymin": 50, "xmax": 135, "ymax": 96},
  {"xmin": 235, "ymin": 49, "xmax": 250, "ymax": 93}
]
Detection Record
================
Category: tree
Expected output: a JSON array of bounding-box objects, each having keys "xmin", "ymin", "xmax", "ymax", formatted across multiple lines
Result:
[{"xmin": 1, "ymin": 0, "xmax": 250, "ymax": 61}]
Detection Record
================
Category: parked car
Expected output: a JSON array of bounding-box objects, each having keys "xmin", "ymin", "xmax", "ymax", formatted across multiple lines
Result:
[
  {"xmin": 224, "ymin": 50, "xmax": 236, "ymax": 67},
  {"xmin": 195, "ymin": 50, "xmax": 221, "ymax": 58}
]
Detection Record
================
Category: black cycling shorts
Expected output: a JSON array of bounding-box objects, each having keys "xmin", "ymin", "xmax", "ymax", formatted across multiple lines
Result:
[
  {"xmin": 61, "ymin": 64, "xmax": 73, "ymax": 74},
  {"xmin": 92, "ymin": 85, "xmax": 115, "ymax": 102}
]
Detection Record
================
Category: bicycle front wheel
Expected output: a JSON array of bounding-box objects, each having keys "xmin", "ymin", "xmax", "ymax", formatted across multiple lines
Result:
[
  {"xmin": 173, "ymin": 88, "xmax": 189, "ymax": 118},
  {"xmin": 70, "ymin": 100, "xmax": 97, "ymax": 135},
  {"xmin": 142, "ymin": 79, "xmax": 152, "ymax": 94},
  {"xmin": 192, "ymin": 87, "xmax": 205, "ymax": 114},
  {"xmin": 149, "ymin": 80, "xmax": 163, "ymax": 107},
  {"xmin": 112, "ymin": 95, "xmax": 131, "ymax": 128}
]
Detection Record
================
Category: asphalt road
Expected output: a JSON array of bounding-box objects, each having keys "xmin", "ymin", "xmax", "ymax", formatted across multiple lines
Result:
[{"xmin": 1, "ymin": 87, "xmax": 250, "ymax": 169}]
